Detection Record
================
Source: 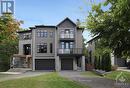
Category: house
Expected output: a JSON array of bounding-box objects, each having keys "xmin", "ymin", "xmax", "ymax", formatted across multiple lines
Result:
[
  {"xmin": 12, "ymin": 18, "xmax": 85, "ymax": 71},
  {"xmin": 87, "ymin": 37, "xmax": 127, "ymax": 67}
]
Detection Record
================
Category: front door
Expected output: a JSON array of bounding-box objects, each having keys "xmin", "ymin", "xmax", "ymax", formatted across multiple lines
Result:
[{"xmin": 23, "ymin": 44, "xmax": 31, "ymax": 55}]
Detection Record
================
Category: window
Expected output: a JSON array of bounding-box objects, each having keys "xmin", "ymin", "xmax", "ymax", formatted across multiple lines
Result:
[
  {"xmin": 70, "ymin": 29, "xmax": 74, "ymax": 34},
  {"xmin": 37, "ymin": 30, "xmax": 48, "ymax": 38},
  {"xmin": 50, "ymin": 43, "xmax": 53, "ymax": 53},
  {"xmin": 23, "ymin": 33, "xmax": 31, "ymax": 40},
  {"xmin": 44, "ymin": 30, "xmax": 48, "ymax": 37},
  {"xmin": 60, "ymin": 42, "xmax": 64, "ymax": 49},
  {"xmin": 70, "ymin": 42, "xmax": 74, "ymax": 48},
  {"xmin": 50, "ymin": 32, "xmax": 53, "ymax": 37},
  {"xmin": 65, "ymin": 29, "xmax": 69, "ymax": 34},
  {"xmin": 60, "ymin": 42, "xmax": 74, "ymax": 49},
  {"xmin": 37, "ymin": 30, "xmax": 41, "ymax": 37},
  {"xmin": 37, "ymin": 43, "xmax": 47, "ymax": 53}
]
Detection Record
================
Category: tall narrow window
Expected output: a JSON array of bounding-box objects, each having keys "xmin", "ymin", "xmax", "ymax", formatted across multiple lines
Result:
[
  {"xmin": 70, "ymin": 42, "xmax": 74, "ymax": 48},
  {"xmin": 50, "ymin": 32, "xmax": 53, "ymax": 37},
  {"xmin": 60, "ymin": 42, "xmax": 64, "ymax": 49},
  {"xmin": 50, "ymin": 43, "xmax": 53, "ymax": 53}
]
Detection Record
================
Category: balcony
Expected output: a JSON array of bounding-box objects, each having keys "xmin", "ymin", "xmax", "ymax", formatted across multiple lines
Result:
[
  {"xmin": 57, "ymin": 48, "xmax": 83, "ymax": 56},
  {"xmin": 59, "ymin": 34, "xmax": 74, "ymax": 41}
]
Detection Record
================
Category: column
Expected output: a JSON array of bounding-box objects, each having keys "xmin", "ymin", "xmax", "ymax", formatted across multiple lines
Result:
[
  {"xmin": 32, "ymin": 29, "xmax": 35, "ymax": 71},
  {"xmin": 81, "ymin": 56, "xmax": 85, "ymax": 71},
  {"xmin": 55, "ymin": 56, "xmax": 61, "ymax": 71},
  {"xmin": 73, "ymin": 58, "xmax": 77, "ymax": 70}
]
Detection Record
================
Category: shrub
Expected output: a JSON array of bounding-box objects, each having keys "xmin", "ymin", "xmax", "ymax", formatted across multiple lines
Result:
[
  {"xmin": 101, "ymin": 57, "xmax": 105, "ymax": 71},
  {"xmin": 104, "ymin": 53, "xmax": 111, "ymax": 72},
  {"xmin": 127, "ymin": 61, "xmax": 130, "ymax": 69},
  {"xmin": 94, "ymin": 57, "xmax": 98, "ymax": 69},
  {"xmin": 97, "ymin": 58, "xmax": 101, "ymax": 70}
]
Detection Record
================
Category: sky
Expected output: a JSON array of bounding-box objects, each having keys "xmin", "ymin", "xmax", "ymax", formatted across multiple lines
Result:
[{"xmin": 11, "ymin": 0, "xmax": 107, "ymax": 41}]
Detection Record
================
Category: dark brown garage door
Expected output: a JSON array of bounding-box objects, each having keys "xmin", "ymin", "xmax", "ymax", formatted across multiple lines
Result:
[
  {"xmin": 61, "ymin": 59, "xmax": 73, "ymax": 70},
  {"xmin": 35, "ymin": 59, "xmax": 55, "ymax": 70}
]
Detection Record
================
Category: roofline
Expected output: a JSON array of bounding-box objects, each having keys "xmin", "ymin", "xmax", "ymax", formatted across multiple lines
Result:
[
  {"xmin": 87, "ymin": 36, "xmax": 99, "ymax": 43},
  {"xmin": 57, "ymin": 17, "xmax": 76, "ymax": 26},
  {"xmin": 35, "ymin": 25, "xmax": 56, "ymax": 28},
  {"xmin": 17, "ymin": 30, "xmax": 32, "ymax": 33}
]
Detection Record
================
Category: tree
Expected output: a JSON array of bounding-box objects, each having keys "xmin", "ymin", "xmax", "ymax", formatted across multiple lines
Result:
[
  {"xmin": 97, "ymin": 58, "xmax": 101, "ymax": 70},
  {"xmin": 104, "ymin": 53, "xmax": 111, "ymax": 72},
  {"xmin": 0, "ymin": 14, "xmax": 23, "ymax": 71},
  {"xmin": 0, "ymin": 14, "xmax": 23, "ymax": 43},
  {"xmin": 94, "ymin": 56, "xmax": 98, "ymax": 69},
  {"xmin": 86, "ymin": 0, "xmax": 130, "ymax": 58}
]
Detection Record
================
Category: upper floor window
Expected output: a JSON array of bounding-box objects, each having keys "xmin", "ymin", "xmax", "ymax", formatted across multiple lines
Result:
[
  {"xmin": 70, "ymin": 29, "xmax": 74, "ymax": 34},
  {"xmin": 37, "ymin": 30, "xmax": 48, "ymax": 38},
  {"xmin": 50, "ymin": 32, "xmax": 53, "ymax": 37},
  {"xmin": 23, "ymin": 33, "xmax": 31, "ymax": 40},
  {"xmin": 70, "ymin": 42, "xmax": 74, "ymax": 48},
  {"xmin": 37, "ymin": 43, "xmax": 47, "ymax": 53}
]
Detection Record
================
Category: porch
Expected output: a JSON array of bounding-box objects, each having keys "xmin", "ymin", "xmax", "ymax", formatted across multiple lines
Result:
[{"xmin": 11, "ymin": 54, "xmax": 32, "ymax": 69}]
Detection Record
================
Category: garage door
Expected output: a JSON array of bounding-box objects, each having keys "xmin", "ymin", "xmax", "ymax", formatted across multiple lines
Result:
[
  {"xmin": 35, "ymin": 59, "xmax": 55, "ymax": 70},
  {"xmin": 61, "ymin": 59, "xmax": 73, "ymax": 70}
]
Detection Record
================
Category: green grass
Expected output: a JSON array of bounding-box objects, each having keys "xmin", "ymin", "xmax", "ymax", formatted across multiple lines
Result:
[
  {"xmin": 0, "ymin": 73, "xmax": 88, "ymax": 88},
  {"xmin": 81, "ymin": 71, "xmax": 101, "ymax": 78},
  {"xmin": 104, "ymin": 71, "xmax": 130, "ymax": 83},
  {"xmin": 0, "ymin": 74, "xmax": 12, "ymax": 79}
]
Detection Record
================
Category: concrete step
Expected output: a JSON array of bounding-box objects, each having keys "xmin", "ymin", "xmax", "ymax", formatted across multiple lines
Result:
[{"xmin": 7, "ymin": 68, "xmax": 31, "ymax": 73}]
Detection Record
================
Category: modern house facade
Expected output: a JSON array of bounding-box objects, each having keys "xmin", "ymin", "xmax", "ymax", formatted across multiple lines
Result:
[
  {"xmin": 87, "ymin": 37, "xmax": 127, "ymax": 67},
  {"xmin": 12, "ymin": 18, "xmax": 85, "ymax": 71}
]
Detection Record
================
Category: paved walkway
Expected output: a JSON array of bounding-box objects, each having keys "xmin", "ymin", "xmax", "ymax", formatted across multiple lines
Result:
[
  {"xmin": 117, "ymin": 67, "xmax": 130, "ymax": 72},
  {"xmin": 59, "ymin": 71, "xmax": 115, "ymax": 88},
  {"xmin": 0, "ymin": 71, "xmax": 50, "ymax": 82}
]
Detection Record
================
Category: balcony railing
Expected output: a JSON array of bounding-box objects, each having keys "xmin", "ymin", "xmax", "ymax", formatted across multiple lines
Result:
[
  {"xmin": 60, "ymin": 34, "xmax": 74, "ymax": 39},
  {"xmin": 57, "ymin": 48, "xmax": 83, "ymax": 55}
]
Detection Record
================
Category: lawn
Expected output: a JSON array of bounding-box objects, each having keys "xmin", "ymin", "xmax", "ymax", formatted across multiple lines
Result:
[
  {"xmin": 0, "ymin": 74, "xmax": 13, "ymax": 80},
  {"xmin": 0, "ymin": 73, "xmax": 88, "ymax": 88},
  {"xmin": 104, "ymin": 71, "xmax": 130, "ymax": 83}
]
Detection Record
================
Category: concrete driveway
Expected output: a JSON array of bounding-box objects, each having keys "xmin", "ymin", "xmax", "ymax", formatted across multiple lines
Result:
[
  {"xmin": 0, "ymin": 71, "xmax": 50, "ymax": 82},
  {"xmin": 59, "ymin": 71, "xmax": 116, "ymax": 88}
]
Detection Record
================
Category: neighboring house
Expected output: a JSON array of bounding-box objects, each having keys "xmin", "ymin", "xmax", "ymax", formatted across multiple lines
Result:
[
  {"xmin": 12, "ymin": 18, "xmax": 85, "ymax": 71},
  {"xmin": 87, "ymin": 37, "xmax": 127, "ymax": 67}
]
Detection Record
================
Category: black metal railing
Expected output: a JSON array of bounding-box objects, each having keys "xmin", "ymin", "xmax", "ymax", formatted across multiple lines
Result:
[{"xmin": 57, "ymin": 48, "xmax": 83, "ymax": 55}]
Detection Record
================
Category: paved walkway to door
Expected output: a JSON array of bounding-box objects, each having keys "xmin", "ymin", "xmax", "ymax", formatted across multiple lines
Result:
[{"xmin": 59, "ymin": 71, "xmax": 116, "ymax": 88}]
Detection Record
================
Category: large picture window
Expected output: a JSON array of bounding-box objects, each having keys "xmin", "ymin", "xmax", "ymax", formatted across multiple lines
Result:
[
  {"xmin": 37, "ymin": 43, "xmax": 47, "ymax": 53},
  {"xmin": 60, "ymin": 42, "xmax": 74, "ymax": 49}
]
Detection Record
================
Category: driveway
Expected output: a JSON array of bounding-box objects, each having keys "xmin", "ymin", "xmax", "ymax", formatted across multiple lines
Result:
[
  {"xmin": 59, "ymin": 71, "xmax": 115, "ymax": 88},
  {"xmin": 0, "ymin": 71, "xmax": 50, "ymax": 82}
]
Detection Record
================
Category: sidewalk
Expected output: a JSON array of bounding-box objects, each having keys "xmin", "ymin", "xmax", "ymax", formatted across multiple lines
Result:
[{"xmin": 117, "ymin": 67, "xmax": 130, "ymax": 72}]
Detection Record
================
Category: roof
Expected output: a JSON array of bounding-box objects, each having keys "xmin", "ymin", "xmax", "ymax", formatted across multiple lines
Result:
[
  {"xmin": 87, "ymin": 36, "xmax": 99, "ymax": 43},
  {"xmin": 35, "ymin": 25, "xmax": 56, "ymax": 28},
  {"xmin": 17, "ymin": 17, "xmax": 83, "ymax": 33},
  {"xmin": 17, "ymin": 30, "xmax": 32, "ymax": 33},
  {"xmin": 57, "ymin": 17, "xmax": 76, "ymax": 26}
]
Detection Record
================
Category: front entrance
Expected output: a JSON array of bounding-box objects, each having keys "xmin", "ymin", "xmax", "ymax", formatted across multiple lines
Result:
[
  {"xmin": 23, "ymin": 44, "xmax": 31, "ymax": 55},
  {"xmin": 61, "ymin": 58, "xmax": 73, "ymax": 70}
]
